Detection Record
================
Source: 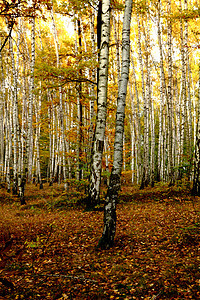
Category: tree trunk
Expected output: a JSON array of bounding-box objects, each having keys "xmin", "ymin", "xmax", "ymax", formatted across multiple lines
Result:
[
  {"xmin": 131, "ymin": 56, "xmax": 141, "ymax": 183},
  {"xmin": 136, "ymin": 12, "xmax": 149, "ymax": 189},
  {"xmin": 87, "ymin": 0, "xmax": 111, "ymax": 209},
  {"xmin": 157, "ymin": 0, "xmax": 166, "ymax": 182},
  {"xmin": 0, "ymin": 40, "xmax": 5, "ymax": 182},
  {"xmin": 98, "ymin": 0, "xmax": 132, "ymax": 249},
  {"xmin": 192, "ymin": 65, "xmax": 200, "ymax": 195},
  {"xmin": 167, "ymin": 0, "xmax": 174, "ymax": 186},
  {"xmin": 51, "ymin": 6, "xmax": 67, "ymax": 189},
  {"xmin": 8, "ymin": 21, "xmax": 19, "ymax": 195}
]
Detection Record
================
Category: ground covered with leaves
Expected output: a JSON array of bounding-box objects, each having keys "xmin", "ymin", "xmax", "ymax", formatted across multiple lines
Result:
[{"xmin": 0, "ymin": 182, "xmax": 199, "ymax": 299}]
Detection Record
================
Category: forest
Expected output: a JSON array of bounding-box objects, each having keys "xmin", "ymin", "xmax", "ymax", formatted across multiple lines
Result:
[{"xmin": 0, "ymin": 0, "xmax": 200, "ymax": 299}]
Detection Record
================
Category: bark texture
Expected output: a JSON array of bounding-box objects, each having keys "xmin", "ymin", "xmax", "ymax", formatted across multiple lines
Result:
[
  {"xmin": 98, "ymin": 0, "xmax": 132, "ymax": 249},
  {"xmin": 87, "ymin": 0, "xmax": 111, "ymax": 208},
  {"xmin": 192, "ymin": 66, "xmax": 200, "ymax": 195}
]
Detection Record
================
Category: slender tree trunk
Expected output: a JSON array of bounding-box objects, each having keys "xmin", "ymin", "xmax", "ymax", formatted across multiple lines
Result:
[
  {"xmin": 51, "ymin": 6, "xmax": 67, "ymax": 188},
  {"xmin": 88, "ymin": 9, "xmax": 96, "ymax": 165},
  {"xmin": 129, "ymin": 86, "xmax": 136, "ymax": 183},
  {"xmin": 112, "ymin": 12, "xmax": 120, "ymax": 84},
  {"xmin": 98, "ymin": 0, "xmax": 132, "ymax": 249},
  {"xmin": 64, "ymin": 100, "xmax": 72, "ymax": 180},
  {"xmin": 167, "ymin": 0, "xmax": 174, "ymax": 186},
  {"xmin": 174, "ymin": 69, "xmax": 181, "ymax": 179},
  {"xmin": 184, "ymin": 0, "xmax": 193, "ymax": 178},
  {"xmin": 35, "ymin": 93, "xmax": 43, "ymax": 188},
  {"xmin": 131, "ymin": 56, "xmax": 141, "ymax": 183},
  {"xmin": 136, "ymin": 13, "xmax": 149, "ymax": 189},
  {"xmin": 192, "ymin": 65, "xmax": 200, "ymax": 195},
  {"xmin": 0, "ymin": 40, "xmax": 5, "ymax": 182},
  {"xmin": 48, "ymin": 105, "xmax": 53, "ymax": 185},
  {"xmin": 77, "ymin": 19, "xmax": 83, "ymax": 181},
  {"xmin": 8, "ymin": 20, "xmax": 19, "ymax": 195},
  {"xmin": 143, "ymin": 14, "xmax": 153, "ymax": 187},
  {"xmin": 87, "ymin": 0, "xmax": 111, "ymax": 208},
  {"xmin": 27, "ymin": 17, "xmax": 35, "ymax": 183},
  {"xmin": 5, "ymin": 92, "xmax": 12, "ymax": 192},
  {"xmin": 157, "ymin": 0, "xmax": 167, "ymax": 182}
]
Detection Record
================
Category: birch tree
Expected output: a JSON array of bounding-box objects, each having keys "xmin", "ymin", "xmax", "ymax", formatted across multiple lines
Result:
[
  {"xmin": 98, "ymin": 0, "xmax": 132, "ymax": 249},
  {"xmin": 136, "ymin": 10, "xmax": 149, "ymax": 189},
  {"xmin": 50, "ymin": 6, "xmax": 67, "ymax": 189},
  {"xmin": 131, "ymin": 56, "xmax": 141, "ymax": 183},
  {"xmin": 27, "ymin": 17, "xmax": 35, "ymax": 182},
  {"xmin": 192, "ymin": 65, "xmax": 200, "ymax": 195},
  {"xmin": 0, "ymin": 40, "xmax": 5, "ymax": 183},
  {"xmin": 87, "ymin": 0, "xmax": 111, "ymax": 208},
  {"xmin": 8, "ymin": 19, "xmax": 19, "ymax": 195},
  {"xmin": 166, "ymin": 0, "xmax": 174, "ymax": 185},
  {"xmin": 157, "ymin": 0, "xmax": 167, "ymax": 182}
]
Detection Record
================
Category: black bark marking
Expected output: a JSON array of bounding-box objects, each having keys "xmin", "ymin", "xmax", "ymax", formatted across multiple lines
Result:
[{"xmin": 97, "ymin": 140, "xmax": 104, "ymax": 153}]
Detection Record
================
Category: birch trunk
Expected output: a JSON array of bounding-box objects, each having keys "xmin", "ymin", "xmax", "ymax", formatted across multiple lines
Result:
[
  {"xmin": 48, "ymin": 105, "xmax": 53, "ymax": 185},
  {"xmin": 192, "ymin": 65, "xmax": 200, "ymax": 195},
  {"xmin": 64, "ymin": 100, "xmax": 72, "ymax": 180},
  {"xmin": 77, "ymin": 19, "xmax": 83, "ymax": 181},
  {"xmin": 157, "ymin": 0, "xmax": 167, "ymax": 182},
  {"xmin": 8, "ymin": 22, "xmax": 19, "ymax": 195},
  {"xmin": 5, "ymin": 91, "xmax": 12, "ymax": 192},
  {"xmin": 136, "ymin": 13, "xmax": 149, "ymax": 189},
  {"xmin": 51, "ymin": 7, "xmax": 67, "ymax": 188},
  {"xmin": 184, "ymin": 0, "xmax": 193, "ymax": 178},
  {"xmin": 27, "ymin": 17, "xmax": 35, "ymax": 182},
  {"xmin": 98, "ymin": 0, "xmax": 132, "ymax": 249},
  {"xmin": 167, "ymin": 0, "xmax": 174, "ymax": 185},
  {"xmin": 89, "ymin": 10, "xmax": 96, "ymax": 163},
  {"xmin": 129, "ymin": 86, "xmax": 136, "ymax": 183},
  {"xmin": 144, "ymin": 14, "xmax": 153, "ymax": 187},
  {"xmin": 112, "ymin": 12, "xmax": 120, "ymax": 83},
  {"xmin": 0, "ymin": 40, "xmax": 5, "ymax": 182},
  {"xmin": 35, "ymin": 95, "xmax": 42, "ymax": 188},
  {"xmin": 87, "ymin": 0, "xmax": 111, "ymax": 208},
  {"xmin": 131, "ymin": 57, "xmax": 141, "ymax": 183}
]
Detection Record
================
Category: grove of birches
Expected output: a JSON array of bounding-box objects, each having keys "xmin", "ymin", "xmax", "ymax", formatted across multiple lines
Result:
[{"xmin": 0, "ymin": 0, "xmax": 200, "ymax": 203}]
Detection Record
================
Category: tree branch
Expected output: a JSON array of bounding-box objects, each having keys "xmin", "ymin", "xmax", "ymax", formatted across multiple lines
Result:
[{"xmin": 0, "ymin": 20, "xmax": 14, "ymax": 53}]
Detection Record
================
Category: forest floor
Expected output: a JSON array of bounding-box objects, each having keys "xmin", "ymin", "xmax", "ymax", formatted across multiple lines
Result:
[{"xmin": 0, "ymin": 181, "xmax": 199, "ymax": 299}]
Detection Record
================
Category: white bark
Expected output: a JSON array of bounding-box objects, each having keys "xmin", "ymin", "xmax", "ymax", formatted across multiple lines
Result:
[
  {"xmin": 192, "ymin": 65, "xmax": 200, "ymax": 195},
  {"xmin": 98, "ymin": 0, "xmax": 132, "ymax": 249},
  {"xmin": 51, "ymin": 6, "xmax": 67, "ymax": 188},
  {"xmin": 88, "ymin": 0, "xmax": 111, "ymax": 207},
  {"xmin": 0, "ymin": 40, "xmax": 5, "ymax": 182},
  {"xmin": 131, "ymin": 56, "xmax": 141, "ymax": 183},
  {"xmin": 27, "ymin": 17, "xmax": 35, "ymax": 182},
  {"xmin": 167, "ymin": 0, "xmax": 174, "ymax": 185},
  {"xmin": 157, "ymin": 0, "xmax": 167, "ymax": 182},
  {"xmin": 8, "ymin": 22, "xmax": 19, "ymax": 194},
  {"xmin": 136, "ymin": 13, "xmax": 149, "ymax": 188}
]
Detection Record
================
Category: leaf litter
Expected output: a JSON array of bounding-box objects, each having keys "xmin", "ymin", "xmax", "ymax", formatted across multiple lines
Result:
[{"xmin": 0, "ymin": 183, "xmax": 199, "ymax": 299}]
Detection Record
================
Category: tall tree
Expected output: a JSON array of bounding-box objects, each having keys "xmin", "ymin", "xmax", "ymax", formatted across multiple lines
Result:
[
  {"xmin": 157, "ymin": 0, "xmax": 167, "ymax": 182},
  {"xmin": 8, "ymin": 18, "xmax": 19, "ymax": 195},
  {"xmin": 98, "ymin": 0, "xmax": 132, "ymax": 249},
  {"xmin": 136, "ymin": 9, "xmax": 149, "ymax": 189},
  {"xmin": 27, "ymin": 16, "xmax": 35, "ymax": 182},
  {"xmin": 192, "ymin": 65, "xmax": 200, "ymax": 195},
  {"xmin": 50, "ymin": 5, "xmax": 67, "ymax": 189},
  {"xmin": 87, "ymin": 0, "xmax": 111, "ymax": 208},
  {"xmin": 166, "ymin": 0, "xmax": 174, "ymax": 185}
]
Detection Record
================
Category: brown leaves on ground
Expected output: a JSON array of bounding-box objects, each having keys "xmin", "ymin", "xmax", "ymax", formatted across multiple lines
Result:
[{"xmin": 0, "ymin": 183, "xmax": 199, "ymax": 299}]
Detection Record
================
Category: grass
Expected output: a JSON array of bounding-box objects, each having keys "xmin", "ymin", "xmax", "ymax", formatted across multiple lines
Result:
[{"xmin": 0, "ymin": 182, "xmax": 199, "ymax": 299}]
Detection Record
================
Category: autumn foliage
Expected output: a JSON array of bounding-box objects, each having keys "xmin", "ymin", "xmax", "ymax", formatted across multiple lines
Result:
[{"xmin": 0, "ymin": 182, "xmax": 199, "ymax": 299}]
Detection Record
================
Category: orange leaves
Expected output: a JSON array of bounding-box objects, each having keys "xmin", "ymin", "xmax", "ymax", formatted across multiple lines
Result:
[{"xmin": 0, "ymin": 183, "xmax": 200, "ymax": 299}]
